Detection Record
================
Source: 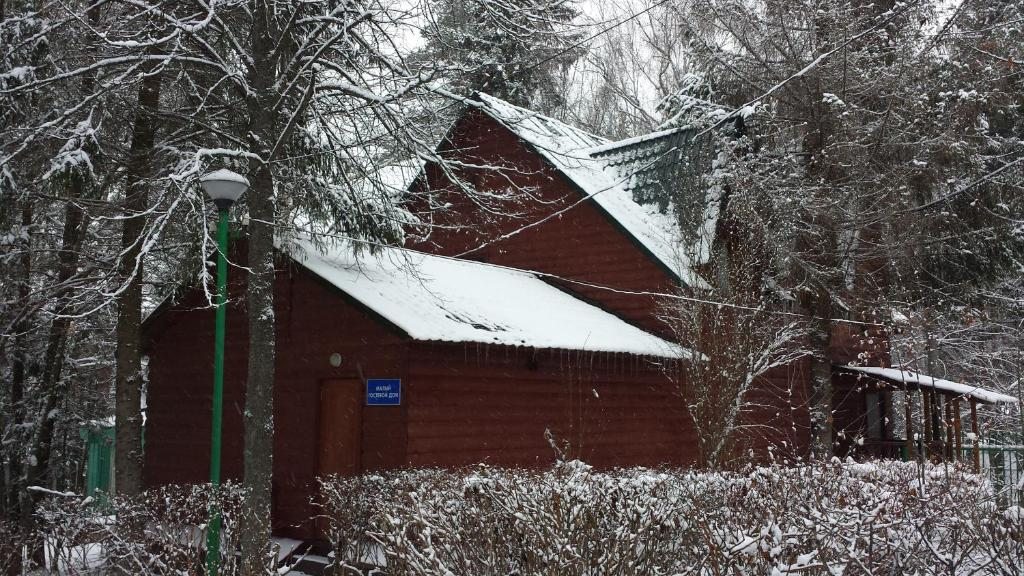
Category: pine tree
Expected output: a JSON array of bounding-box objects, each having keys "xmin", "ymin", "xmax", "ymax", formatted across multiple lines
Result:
[{"xmin": 420, "ymin": 0, "xmax": 584, "ymax": 112}]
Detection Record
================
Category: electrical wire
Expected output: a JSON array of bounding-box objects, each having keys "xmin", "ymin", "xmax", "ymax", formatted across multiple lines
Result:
[
  {"xmin": 530, "ymin": 0, "xmax": 680, "ymax": 69},
  {"xmin": 270, "ymin": 221, "xmax": 888, "ymax": 328}
]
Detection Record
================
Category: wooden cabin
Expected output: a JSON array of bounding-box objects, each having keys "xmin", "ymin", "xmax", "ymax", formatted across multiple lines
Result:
[
  {"xmin": 142, "ymin": 240, "xmax": 692, "ymax": 538},
  {"xmin": 409, "ymin": 93, "xmax": 1017, "ymax": 463},
  {"xmin": 408, "ymin": 93, "xmax": 817, "ymax": 458},
  {"xmin": 141, "ymin": 93, "xmax": 1014, "ymax": 539}
]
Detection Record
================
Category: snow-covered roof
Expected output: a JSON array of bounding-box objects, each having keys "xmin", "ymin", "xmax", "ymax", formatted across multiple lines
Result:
[
  {"xmin": 287, "ymin": 236, "xmax": 686, "ymax": 358},
  {"xmin": 474, "ymin": 94, "xmax": 708, "ymax": 289},
  {"xmin": 590, "ymin": 128, "xmax": 720, "ymax": 268},
  {"xmin": 838, "ymin": 365, "xmax": 1018, "ymax": 404}
]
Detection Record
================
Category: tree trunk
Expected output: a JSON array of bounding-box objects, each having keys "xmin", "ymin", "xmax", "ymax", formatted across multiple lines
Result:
[
  {"xmin": 23, "ymin": 176, "xmax": 90, "ymax": 519},
  {"xmin": 924, "ymin": 328, "xmax": 943, "ymax": 454},
  {"xmin": 6, "ymin": 204, "xmax": 32, "ymax": 517},
  {"xmin": 240, "ymin": 7, "xmax": 278, "ymax": 573},
  {"xmin": 114, "ymin": 65, "xmax": 163, "ymax": 497},
  {"xmin": 240, "ymin": 163, "xmax": 276, "ymax": 575},
  {"xmin": 22, "ymin": 2, "xmax": 101, "ymax": 521},
  {"xmin": 805, "ymin": 288, "xmax": 834, "ymax": 459}
]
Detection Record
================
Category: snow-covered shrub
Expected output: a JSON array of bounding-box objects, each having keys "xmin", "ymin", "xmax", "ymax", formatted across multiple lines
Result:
[
  {"xmin": 319, "ymin": 460, "xmax": 1024, "ymax": 575},
  {"xmin": 317, "ymin": 472, "xmax": 449, "ymax": 572},
  {"xmin": 33, "ymin": 491, "xmax": 107, "ymax": 574},
  {"xmin": 35, "ymin": 482, "xmax": 247, "ymax": 575},
  {"xmin": 326, "ymin": 461, "xmax": 686, "ymax": 576},
  {"xmin": 105, "ymin": 483, "xmax": 247, "ymax": 575},
  {"xmin": 669, "ymin": 460, "xmax": 1007, "ymax": 575}
]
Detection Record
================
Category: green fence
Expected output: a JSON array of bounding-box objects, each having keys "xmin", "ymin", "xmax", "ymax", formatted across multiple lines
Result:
[
  {"xmin": 884, "ymin": 436, "xmax": 1024, "ymax": 507},
  {"xmin": 973, "ymin": 444, "xmax": 1024, "ymax": 507},
  {"xmin": 80, "ymin": 423, "xmax": 114, "ymax": 502}
]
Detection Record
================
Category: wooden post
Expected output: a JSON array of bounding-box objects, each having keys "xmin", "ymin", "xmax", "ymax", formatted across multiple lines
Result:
[
  {"xmin": 923, "ymin": 391, "xmax": 933, "ymax": 456},
  {"xmin": 904, "ymin": 392, "xmax": 915, "ymax": 461},
  {"xmin": 970, "ymin": 398, "xmax": 980, "ymax": 472},
  {"xmin": 953, "ymin": 398, "xmax": 963, "ymax": 462},
  {"xmin": 945, "ymin": 398, "xmax": 954, "ymax": 461}
]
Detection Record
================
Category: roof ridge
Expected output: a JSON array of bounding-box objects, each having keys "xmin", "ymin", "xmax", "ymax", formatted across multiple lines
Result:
[
  {"xmin": 473, "ymin": 91, "xmax": 609, "ymax": 148},
  {"xmin": 588, "ymin": 126, "xmax": 694, "ymax": 157}
]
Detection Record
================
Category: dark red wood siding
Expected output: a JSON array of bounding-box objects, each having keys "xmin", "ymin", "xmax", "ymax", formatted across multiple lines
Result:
[
  {"xmin": 404, "ymin": 343, "xmax": 696, "ymax": 468},
  {"xmin": 412, "ymin": 110, "xmax": 679, "ymax": 337},
  {"xmin": 143, "ymin": 260, "xmax": 409, "ymax": 538},
  {"xmin": 730, "ymin": 360, "xmax": 813, "ymax": 462}
]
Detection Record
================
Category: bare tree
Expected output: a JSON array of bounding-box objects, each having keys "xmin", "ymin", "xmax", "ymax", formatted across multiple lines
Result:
[
  {"xmin": 663, "ymin": 133, "xmax": 807, "ymax": 465},
  {"xmin": 665, "ymin": 298, "xmax": 806, "ymax": 466}
]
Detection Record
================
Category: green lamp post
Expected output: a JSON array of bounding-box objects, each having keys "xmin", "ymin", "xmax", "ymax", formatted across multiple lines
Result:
[{"xmin": 199, "ymin": 169, "xmax": 248, "ymax": 576}]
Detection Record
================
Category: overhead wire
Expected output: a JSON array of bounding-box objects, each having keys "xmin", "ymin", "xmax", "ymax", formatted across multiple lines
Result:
[
  {"xmin": 257, "ymin": 1, "xmax": 1013, "ymax": 333},
  {"xmin": 269, "ymin": 220, "xmax": 888, "ymax": 328},
  {"xmin": 529, "ymin": 0, "xmax": 680, "ymax": 70}
]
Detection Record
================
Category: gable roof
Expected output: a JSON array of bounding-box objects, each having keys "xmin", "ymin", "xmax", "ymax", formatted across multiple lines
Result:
[
  {"xmin": 473, "ymin": 94, "xmax": 709, "ymax": 289},
  {"xmin": 287, "ymin": 236, "xmax": 686, "ymax": 358}
]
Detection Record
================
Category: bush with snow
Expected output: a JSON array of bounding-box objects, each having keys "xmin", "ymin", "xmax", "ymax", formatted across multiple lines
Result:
[
  {"xmin": 19, "ymin": 461, "xmax": 1024, "ymax": 574},
  {"xmin": 319, "ymin": 460, "xmax": 1024, "ymax": 575},
  {"xmin": 33, "ymin": 482, "xmax": 247, "ymax": 575}
]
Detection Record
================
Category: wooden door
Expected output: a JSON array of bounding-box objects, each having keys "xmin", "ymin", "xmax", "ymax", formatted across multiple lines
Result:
[{"xmin": 318, "ymin": 380, "xmax": 363, "ymax": 477}]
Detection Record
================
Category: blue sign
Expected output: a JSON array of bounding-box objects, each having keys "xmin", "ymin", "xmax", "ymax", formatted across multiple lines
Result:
[{"xmin": 366, "ymin": 379, "xmax": 401, "ymax": 406}]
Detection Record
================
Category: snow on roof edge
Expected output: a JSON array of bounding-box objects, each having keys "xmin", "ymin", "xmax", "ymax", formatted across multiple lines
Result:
[
  {"xmin": 471, "ymin": 92, "xmax": 610, "ymax": 146},
  {"xmin": 588, "ymin": 126, "xmax": 694, "ymax": 156},
  {"xmin": 283, "ymin": 236, "xmax": 688, "ymax": 359},
  {"xmin": 473, "ymin": 93, "xmax": 708, "ymax": 289},
  {"xmin": 839, "ymin": 365, "xmax": 1018, "ymax": 404}
]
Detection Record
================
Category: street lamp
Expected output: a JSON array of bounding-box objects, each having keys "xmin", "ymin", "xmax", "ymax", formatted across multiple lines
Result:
[{"xmin": 199, "ymin": 169, "xmax": 248, "ymax": 576}]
